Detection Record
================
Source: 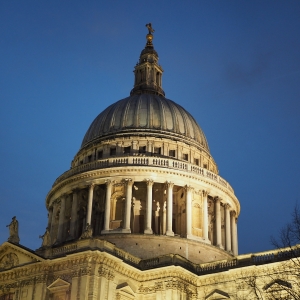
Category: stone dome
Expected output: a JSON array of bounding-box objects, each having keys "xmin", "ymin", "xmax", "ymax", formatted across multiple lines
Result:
[
  {"xmin": 81, "ymin": 94, "xmax": 210, "ymax": 152},
  {"xmin": 44, "ymin": 28, "xmax": 240, "ymax": 266}
]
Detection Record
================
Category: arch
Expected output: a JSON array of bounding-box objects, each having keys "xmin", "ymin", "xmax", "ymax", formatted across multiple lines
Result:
[{"xmin": 110, "ymin": 190, "xmax": 125, "ymax": 230}]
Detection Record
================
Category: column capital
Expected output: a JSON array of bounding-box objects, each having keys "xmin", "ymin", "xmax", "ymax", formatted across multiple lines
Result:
[
  {"xmin": 123, "ymin": 178, "xmax": 134, "ymax": 187},
  {"xmin": 105, "ymin": 179, "xmax": 112, "ymax": 186},
  {"xmin": 214, "ymin": 196, "xmax": 221, "ymax": 203},
  {"xmin": 230, "ymin": 210, "xmax": 236, "ymax": 217},
  {"xmin": 202, "ymin": 190, "xmax": 209, "ymax": 197},
  {"xmin": 224, "ymin": 203, "xmax": 231, "ymax": 209},
  {"xmin": 89, "ymin": 183, "xmax": 95, "ymax": 188},
  {"xmin": 165, "ymin": 181, "xmax": 174, "ymax": 189},
  {"xmin": 185, "ymin": 185, "xmax": 194, "ymax": 193},
  {"xmin": 145, "ymin": 178, "xmax": 154, "ymax": 186}
]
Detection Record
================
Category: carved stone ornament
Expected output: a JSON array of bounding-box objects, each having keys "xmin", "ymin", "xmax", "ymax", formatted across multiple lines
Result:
[
  {"xmin": 0, "ymin": 253, "xmax": 19, "ymax": 270},
  {"xmin": 79, "ymin": 223, "xmax": 93, "ymax": 239}
]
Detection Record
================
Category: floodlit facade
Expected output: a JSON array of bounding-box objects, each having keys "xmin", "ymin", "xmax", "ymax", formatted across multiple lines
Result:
[{"xmin": 0, "ymin": 27, "xmax": 298, "ymax": 300}]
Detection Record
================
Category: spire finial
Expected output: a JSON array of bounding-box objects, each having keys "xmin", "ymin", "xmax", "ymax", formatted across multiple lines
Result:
[
  {"xmin": 145, "ymin": 23, "xmax": 155, "ymax": 46},
  {"xmin": 130, "ymin": 24, "xmax": 164, "ymax": 97}
]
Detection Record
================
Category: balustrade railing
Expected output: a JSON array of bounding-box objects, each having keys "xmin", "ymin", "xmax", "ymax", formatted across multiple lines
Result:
[
  {"xmin": 53, "ymin": 155, "xmax": 234, "ymax": 193},
  {"xmin": 49, "ymin": 239, "xmax": 300, "ymax": 276}
]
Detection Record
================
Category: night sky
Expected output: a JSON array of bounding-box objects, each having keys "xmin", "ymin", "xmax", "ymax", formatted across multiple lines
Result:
[{"xmin": 1, "ymin": 1, "xmax": 300, "ymax": 255}]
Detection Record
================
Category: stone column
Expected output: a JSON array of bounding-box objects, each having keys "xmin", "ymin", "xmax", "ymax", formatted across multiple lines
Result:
[
  {"xmin": 162, "ymin": 201, "xmax": 166, "ymax": 234},
  {"xmin": 57, "ymin": 195, "xmax": 66, "ymax": 243},
  {"xmin": 86, "ymin": 183, "xmax": 95, "ymax": 226},
  {"xmin": 185, "ymin": 185, "xmax": 193, "ymax": 238},
  {"xmin": 144, "ymin": 179, "xmax": 154, "ymax": 234},
  {"xmin": 70, "ymin": 189, "xmax": 79, "ymax": 238},
  {"xmin": 147, "ymin": 141, "xmax": 153, "ymax": 154},
  {"xmin": 50, "ymin": 201, "xmax": 58, "ymax": 242},
  {"xmin": 123, "ymin": 179, "xmax": 133, "ymax": 233},
  {"xmin": 47, "ymin": 207, "xmax": 53, "ymax": 230},
  {"xmin": 166, "ymin": 182, "xmax": 174, "ymax": 236},
  {"xmin": 214, "ymin": 197, "xmax": 222, "ymax": 248},
  {"xmin": 132, "ymin": 140, "xmax": 138, "ymax": 153},
  {"xmin": 231, "ymin": 211, "xmax": 238, "ymax": 255},
  {"xmin": 116, "ymin": 141, "xmax": 122, "ymax": 155},
  {"xmin": 225, "ymin": 204, "xmax": 232, "ymax": 252},
  {"xmin": 202, "ymin": 190, "xmax": 209, "ymax": 242},
  {"xmin": 102, "ymin": 180, "xmax": 112, "ymax": 234}
]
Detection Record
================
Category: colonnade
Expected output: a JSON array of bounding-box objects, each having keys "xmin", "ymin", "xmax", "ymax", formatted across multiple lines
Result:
[{"xmin": 48, "ymin": 179, "xmax": 238, "ymax": 255}]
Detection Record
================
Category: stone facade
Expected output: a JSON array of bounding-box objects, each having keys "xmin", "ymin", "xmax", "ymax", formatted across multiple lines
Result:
[
  {"xmin": 0, "ymin": 241, "xmax": 299, "ymax": 299},
  {"xmin": 1, "ymin": 27, "xmax": 298, "ymax": 299}
]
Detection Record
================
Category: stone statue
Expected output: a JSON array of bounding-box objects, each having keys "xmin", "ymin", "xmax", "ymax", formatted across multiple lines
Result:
[
  {"xmin": 79, "ymin": 223, "xmax": 93, "ymax": 239},
  {"xmin": 6, "ymin": 216, "xmax": 20, "ymax": 244},
  {"xmin": 146, "ymin": 23, "xmax": 155, "ymax": 34},
  {"xmin": 39, "ymin": 227, "xmax": 51, "ymax": 248}
]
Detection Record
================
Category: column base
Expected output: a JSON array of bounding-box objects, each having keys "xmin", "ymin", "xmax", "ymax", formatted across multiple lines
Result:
[
  {"xmin": 121, "ymin": 228, "xmax": 131, "ymax": 233},
  {"xmin": 217, "ymin": 244, "xmax": 224, "ymax": 249},
  {"xmin": 166, "ymin": 230, "xmax": 174, "ymax": 236},
  {"xmin": 186, "ymin": 235, "xmax": 211, "ymax": 244},
  {"xmin": 101, "ymin": 229, "xmax": 111, "ymax": 234},
  {"xmin": 202, "ymin": 238, "xmax": 211, "ymax": 244},
  {"xmin": 144, "ymin": 228, "xmax": 153, "ymax": 234}
]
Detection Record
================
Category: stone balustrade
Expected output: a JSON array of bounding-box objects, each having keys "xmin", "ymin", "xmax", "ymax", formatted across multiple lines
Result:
[
  {"xmin": 53, "ymin": 156, "xmax": 234, "ymax": 193},
  {"xmin": 47, "ymin": 239, "xmax": 300, "ymax": 276}
]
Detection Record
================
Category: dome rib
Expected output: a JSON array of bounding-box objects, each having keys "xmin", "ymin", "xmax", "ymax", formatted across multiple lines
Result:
[{"xmin": 81, "ymin": 95, "xmax": 210, "ymax": 153}]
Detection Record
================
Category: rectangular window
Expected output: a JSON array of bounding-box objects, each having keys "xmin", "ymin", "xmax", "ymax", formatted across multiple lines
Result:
[
  {"xmin": 154, "ymin": 147, "xmax": 161, "ymax": 155},
  {"xmin": 110, "ymin": 147, "xmax": 116, "ymax": 156},
  {"xmin": 169, "ymin": 150, "xmax": 176, "ymax": 157},
  {"xmin": 183, "ymin": 153, "xmax": 188, "ymax": 161},
  {"xmin": 80, "ymin": 160, "xmax": 83, "ymax": 165},
  {"xmin": 194, "ymin": 158, "xmax": 199, "ymax": 165},
  {"xmin": 87, "ymin": 155, "xmax": 92, "ymax": 162},
  {"xmin": 97, "ymin": 150, "xmax": 103, "ymax": 159},
  {"xmin": 139, "ymin": 146, "xmax": 146, "ymax": 153},
  {"xmin": 124, "ymin": 146, "xmax": 131, "ymax": 154},
  {"xmin": 203, "ymin": 164, "xmax": 207, "ymax": 169}
]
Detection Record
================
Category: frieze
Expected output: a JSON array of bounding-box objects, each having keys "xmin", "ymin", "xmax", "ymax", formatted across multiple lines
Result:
[{"xmin": 52, "ymin": 244, "xmax": 77, "ymax": 255}]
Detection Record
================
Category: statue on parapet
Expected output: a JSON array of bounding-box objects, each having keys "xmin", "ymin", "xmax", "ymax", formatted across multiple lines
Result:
[
  {"xmin": 79, "ymin": 223, "xmax": 93, "ymax": 239},
  {"xmin": 39, "ymin": 227, "xmax": 51, "ymax": 248},
  {"xmin": 146, "ymin": 23, "xmax": 155, "ymax": 34},
  {"xmin": 6, "ymin": 216, "xmax": 20, "ymax": 244}
]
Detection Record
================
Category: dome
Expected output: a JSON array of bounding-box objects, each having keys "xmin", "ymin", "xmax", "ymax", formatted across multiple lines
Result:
[
  {"xmin": 44, "ymin": 27, "xmax": 240, "ymax": 265},
  {"xmin": 81, "ymin": 94, "xmax": 210, "ymax": 152}
]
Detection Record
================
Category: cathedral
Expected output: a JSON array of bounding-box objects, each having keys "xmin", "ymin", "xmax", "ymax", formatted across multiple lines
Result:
[{"xmin": 0, "ymin": 25, "xmax": 298, "ymax": 300}]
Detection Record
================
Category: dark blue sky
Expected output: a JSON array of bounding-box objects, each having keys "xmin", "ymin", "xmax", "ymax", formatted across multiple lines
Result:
[{"xmin": 1, "ymin": 1, "xmax": 300, "ymax": 255}]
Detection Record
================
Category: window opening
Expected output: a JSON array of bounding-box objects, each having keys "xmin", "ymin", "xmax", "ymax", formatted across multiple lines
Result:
[
  {"xmin": 169, "ymin": 150, "xmax": 176, "ymax": 157},
  {"xmin": 139, "ymin": 146, "xmax": 146, "ymax": 154},
  {"xmin": 124, "ymin": 146, "xmax": 131, "ymax": 154},
  {"xmin": 110, "ymin": 147, "xmax": 116, "ymax": 156},
  {"xmin": 97, "ymin": 150, "xmax": 103, "ymax": 159}
]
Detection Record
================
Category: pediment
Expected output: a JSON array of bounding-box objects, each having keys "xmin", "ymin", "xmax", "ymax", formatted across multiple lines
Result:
[
  {"xmin": 264, "ymin": 279, "xmax": 292, "ymax": 291},
  {"xmin": 0, "ymin": 242, "xmax": 44, "ymax": 271},
  {"xmin": 206, "ymin": 289, "xmax": 230, "ymax": 300},
  {"xmin": 116, "ymin": 282, "xmax": 135, "ymax": 298},
  {"xmin": 47, "ymin": 278, "xmax": 70, "ymax": 293}
]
